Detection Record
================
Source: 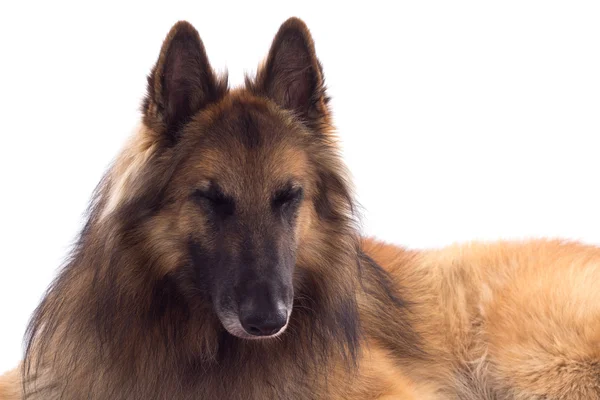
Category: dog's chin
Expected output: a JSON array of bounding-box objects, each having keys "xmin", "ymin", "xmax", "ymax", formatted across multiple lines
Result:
[{"xmin": 217, "ymin": 312, "xmax": 289, "ymax": 341}]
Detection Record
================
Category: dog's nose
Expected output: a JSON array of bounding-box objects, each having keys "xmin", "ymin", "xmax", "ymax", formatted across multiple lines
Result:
[
  {"xmin": 240, "ymin": 310, "xmax": 287, "ymax": 336},
  {"xmin": 239, "ymin": 307, "xmax": 287, "ymax": 337}
]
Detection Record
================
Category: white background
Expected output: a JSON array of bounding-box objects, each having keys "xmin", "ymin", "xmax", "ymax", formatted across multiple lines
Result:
[{"xmin": 1, "ymin": 1, "xmax": 599, "ymax": 373}]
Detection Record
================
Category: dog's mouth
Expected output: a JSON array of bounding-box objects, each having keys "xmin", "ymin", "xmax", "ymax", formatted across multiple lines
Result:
[{"xmin": 216, "ymin": 310, "xmax": 291, "ymax": 340}]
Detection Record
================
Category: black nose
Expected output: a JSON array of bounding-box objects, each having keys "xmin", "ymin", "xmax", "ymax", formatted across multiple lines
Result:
[{"xmin": 239, "ymin": 309, "xmax": 287, "ymax": 337}]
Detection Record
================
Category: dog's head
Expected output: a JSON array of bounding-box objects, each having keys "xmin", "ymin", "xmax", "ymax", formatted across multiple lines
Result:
[{"xmin": 101, "ymin": 18, "xmax": 354, "ymax": 340}]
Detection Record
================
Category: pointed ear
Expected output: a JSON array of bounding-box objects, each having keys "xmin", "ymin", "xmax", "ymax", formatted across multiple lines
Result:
[
  {"xmin": 249, "ymin": 18, "xmax": 330, "ymax": 130},
  {"xmin": 142, "ymin": 21, "xmax": 227, "ymax": 141}
]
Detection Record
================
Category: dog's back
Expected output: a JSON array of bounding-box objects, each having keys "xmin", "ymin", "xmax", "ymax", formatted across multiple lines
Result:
[{"xmin": 363, "ymin": 238, "xmax": 600, "ymax": 399}]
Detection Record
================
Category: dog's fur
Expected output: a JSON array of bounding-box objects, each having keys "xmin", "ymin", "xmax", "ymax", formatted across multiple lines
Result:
[{"xmin": 1, "ymin": 18, "xmax": 599, "ymax": 399}]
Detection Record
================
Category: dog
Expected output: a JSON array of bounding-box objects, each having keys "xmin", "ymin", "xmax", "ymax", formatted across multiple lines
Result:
[{"xmin": 1, "ymin": 17, "xmax": 598, "ymax": 399}]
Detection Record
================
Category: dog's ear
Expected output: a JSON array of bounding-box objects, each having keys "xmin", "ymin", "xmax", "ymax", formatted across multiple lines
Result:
[
  {"xmin": 249, "ymin": 18, "xmax": 330, "ymax": 130},
  {"xmin": 143, "ymin": 21, "xmax": 227, "ymax": 141}
]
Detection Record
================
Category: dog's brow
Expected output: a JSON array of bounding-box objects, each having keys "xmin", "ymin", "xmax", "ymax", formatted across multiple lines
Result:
[
  {"xmin": 197, "ymin": 180, "xmax": 211, "ymax": 191},
  {"xmin": 273, "ymin": 180, "xmax": 300, "ymax": 194}
]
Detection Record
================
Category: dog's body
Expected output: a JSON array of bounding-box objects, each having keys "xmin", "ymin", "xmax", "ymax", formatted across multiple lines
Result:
[
  {"xmin": 1, "ymin": 18, "xmax": 599, "ymax": 399},
  {"xmin": 362, "ymin": 238, "xmax": 600, "ymax": 399}
]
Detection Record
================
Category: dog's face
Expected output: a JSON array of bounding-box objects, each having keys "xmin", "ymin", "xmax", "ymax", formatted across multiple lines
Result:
[
  {"xmin": 130, "ymin": 19, "xmax": 340, "ymax": 339},
  {"xmin": 171, "ymin": 101, "xmax": 315, "ymax": 339}
]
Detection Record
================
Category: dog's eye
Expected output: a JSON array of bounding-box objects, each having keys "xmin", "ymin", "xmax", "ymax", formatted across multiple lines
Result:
[
  {"xmin": 193, "ymin": 188, "xmax": 235, "ymax": 217},
  {"xmin": 272, "ymin": 186, "xmax": 304, "ymax": 210}
]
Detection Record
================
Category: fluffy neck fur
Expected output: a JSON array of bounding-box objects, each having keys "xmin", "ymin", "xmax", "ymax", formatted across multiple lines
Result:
[{"xmin": 22, "ymin": 125, "xmax": 369, "ymax": 399}]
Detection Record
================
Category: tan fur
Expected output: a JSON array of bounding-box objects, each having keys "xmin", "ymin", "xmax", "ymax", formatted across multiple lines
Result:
[
  {"xmin": 0, "ymin": 368, "xmax": 20, "ymax": 400},
  {"xmin": 100, "ymin": 123, "xmax": 161, "ymax": 220},
  {"xmin": 360, "ymin": 238, "xmax": 600, "ymax": 399}
]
